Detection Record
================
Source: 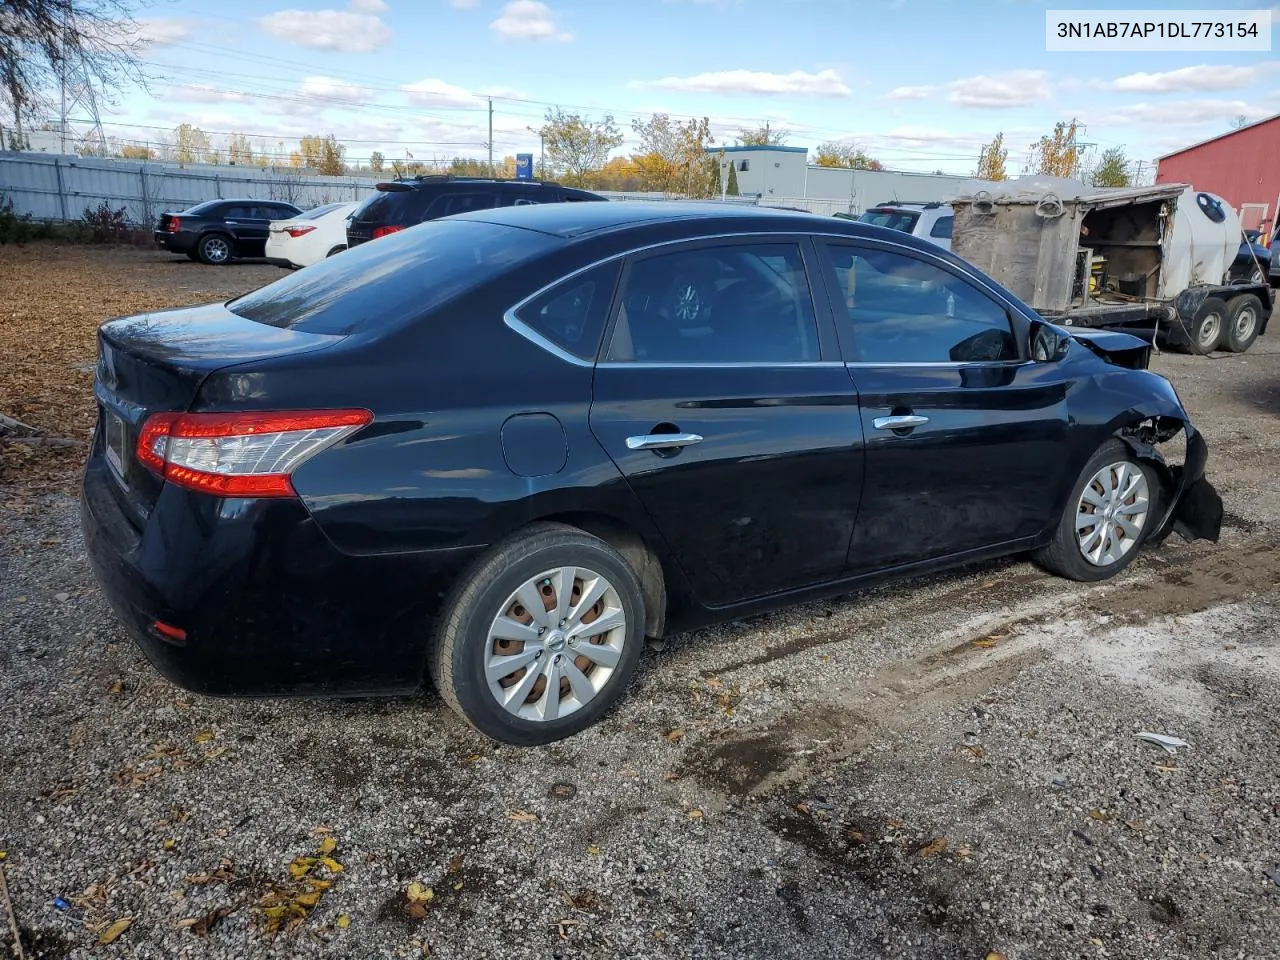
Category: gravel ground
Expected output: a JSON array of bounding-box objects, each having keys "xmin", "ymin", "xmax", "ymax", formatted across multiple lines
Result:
[{"xmin": 1, "ymin": 245, "xmax": 1278, "ymax": 960}]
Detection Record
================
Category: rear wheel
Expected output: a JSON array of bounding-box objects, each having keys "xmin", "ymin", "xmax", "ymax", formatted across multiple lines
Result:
[
  {"xmin": 325, "ymin": 245, "xmax": 346, "ymax": 258},
  {"xmin": 197, "ymin": 233, "xmax": 233, "ymax": 266},
  {"xmin": 429, "ymin": 523, "xmax": 645, "ymax": 745},
  {"xmin": 1223, "ymin": 294, "xmax": 1263, "ymax": 353},
  {"xmin": 1033, "ymin": 440, "xmax": 1160, "ymax": 582},
  {"xmin": 1183, "ymin": 296, "xmax": 1226, "ymax": 355}
]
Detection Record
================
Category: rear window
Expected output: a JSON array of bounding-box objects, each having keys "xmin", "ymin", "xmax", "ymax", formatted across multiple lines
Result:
[
  {"xmin": 227, "ymin": 219, "xmax": 559, "ymax": 335},
  {"xmin": 857, "ymin": 209, "xmax": 921, "ymax": 233},
  {"xmin": 351, "ymin": 187, "xmax": 425, "ymax": 226},
  {"xmin": 929, "ymin": 215, "xmax": 953, "ymax": 239},
  {"xmin": 185, "ymin": 200, "xmax": 225, "ymax": 216},
  {"xmin": 299, "ymin": 202, "xmax": 344, "ymax": 220}
]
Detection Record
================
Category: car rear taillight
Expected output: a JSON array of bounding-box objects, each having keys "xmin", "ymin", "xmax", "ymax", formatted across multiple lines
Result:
[
  {"xmin": 285, "ymin": 225, "xmax": 316, "ymax": 238},
  {"xmin": 371, "ymin": 225, "xmax": 404, "ymax": 239},
  {"xmin": 135, "ymin": 409, "xmax": 372, "ymax": 498},
  {"xmin": 167, "ymin": 216, "xmax": 181, "ymax": 233}
]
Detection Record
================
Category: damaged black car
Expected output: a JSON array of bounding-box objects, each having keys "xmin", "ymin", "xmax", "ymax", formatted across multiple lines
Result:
[{"xmin": 81, "ymin": 203, "xmax": 1223, "ymax": 745}]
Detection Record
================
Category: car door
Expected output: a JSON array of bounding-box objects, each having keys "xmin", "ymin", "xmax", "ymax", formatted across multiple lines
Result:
[
  {"xmin": 222, "ymin": 204, "xmax": 269, "ymax": 256},
  {"xmin": 588, "ymin": 237, "xmax": 864, "ymax": 607},
  {"xmin": 816, "ymin": 239, "xmax": 1072, "ymax": 573}
]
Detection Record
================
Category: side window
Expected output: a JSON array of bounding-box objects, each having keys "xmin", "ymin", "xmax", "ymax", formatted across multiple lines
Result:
[
  {"xmin": 606, "ymin": 243, "xmax": 820, "ymax": 364},
  {"xmin": 495, "ymin": 189, "xmax": 544, "ymax": 207},
  {"xmin": 426, "ymin": 192, "xmax": 496, "ymax": 218},
  {"xmin": 929, "ymin": 215, "xmax": 953, "ymax": 239},
  {"xmin": 823, "ymin": 244, "xmax": 1017, "ymax": 364},
  {"xmin": 513, "ymin": 262, "xmax": 620, "ymax": 361},
  {"xmin": 222, "ymin": 205, "xmax": 250, "ymax": 220}
]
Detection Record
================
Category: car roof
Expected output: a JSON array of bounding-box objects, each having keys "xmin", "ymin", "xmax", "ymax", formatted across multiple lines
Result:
[{"xmin": 452, "ymin": 200, "xmax": 853, "ymax": 240}]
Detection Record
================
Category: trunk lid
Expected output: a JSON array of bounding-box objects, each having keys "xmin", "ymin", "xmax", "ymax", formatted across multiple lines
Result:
[{"xmin": 94, "ymin": 302, "xmax": 344, "ymax": 519}]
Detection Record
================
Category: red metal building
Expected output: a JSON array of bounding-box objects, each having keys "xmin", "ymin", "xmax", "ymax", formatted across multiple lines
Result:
[{"xmin": 1156, "ymin": 112, "xmax": 1280, "ymax": 239}]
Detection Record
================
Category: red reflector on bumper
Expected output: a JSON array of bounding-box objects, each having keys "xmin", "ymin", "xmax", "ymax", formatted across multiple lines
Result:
[{"xmin": 152, "ymin": 620, "xmax": 188, "ymax": 642}]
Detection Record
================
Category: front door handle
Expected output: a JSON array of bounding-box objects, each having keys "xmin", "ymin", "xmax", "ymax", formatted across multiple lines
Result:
[
  {"xmin": 626, "ymin": 432, "xmax": 704, "ymax": 451},
  {"xmin": 873, "ymin": 414, "xmax": 929, "ymax": 431}
]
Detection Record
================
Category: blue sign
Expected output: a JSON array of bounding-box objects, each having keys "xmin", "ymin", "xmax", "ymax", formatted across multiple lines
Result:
[{"xmin": 515, "ymin": 153, "xmax": 534, "ymax": 180}]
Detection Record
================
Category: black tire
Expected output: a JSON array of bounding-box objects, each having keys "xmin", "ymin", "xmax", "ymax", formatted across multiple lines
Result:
[
  {"xmin": 196, "ymin": 232, "xmax": 233, "ymax": 266},
  {"xmin": 1032, "ymin": 439, "xmax": 1162, "ymax": 583},
  {"xmin": 429, "ymin": 523, "xmax": 646, "ymax": 745},
  {"xmin": 1223, "ymin": 294, "xmax": 1263, "ymax": 353},
  {"xmin": 325, "ymin": 245, "xmax": 346, "ymax": 258},
  {"xmin": 1182, "ymin": 296, "xmax": 1226, "ymax": 355}
]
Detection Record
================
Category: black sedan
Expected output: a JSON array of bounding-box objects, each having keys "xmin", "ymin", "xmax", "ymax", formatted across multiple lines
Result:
[
  {"xmin": 154, "ymin": 199, "xmax": 304, "ymax": 264},
  {"xmin": 85, "ymin": 202, "xmax": 1223, "ymax": 745}
]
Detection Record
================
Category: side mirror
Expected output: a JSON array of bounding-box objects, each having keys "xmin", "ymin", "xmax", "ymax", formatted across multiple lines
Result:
[{"xmin": 1030, "ymin": 321, "xmax": 1071, "ymax": 362}]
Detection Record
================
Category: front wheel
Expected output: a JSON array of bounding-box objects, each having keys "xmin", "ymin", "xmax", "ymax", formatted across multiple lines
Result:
[
  {"xmin": 1033, "ymin": 440, "xmax": 1161, "ymax": 582},
  {"xmin": 429, "ymin": 524, "xmax": 646, "ymax": 745}
]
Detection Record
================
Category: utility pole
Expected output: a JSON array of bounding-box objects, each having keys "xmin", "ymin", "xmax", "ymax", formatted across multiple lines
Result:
[
  {"xmin": 540, "ymin": 133, "xmax": 545, "ymax": 180},
  {"xmin": 488, "ymin": 98, "xmax": 494, "ymax": 177},
  {"xmin": 764, "ymin": 119, "xmax": 770, "ymax": 144}
]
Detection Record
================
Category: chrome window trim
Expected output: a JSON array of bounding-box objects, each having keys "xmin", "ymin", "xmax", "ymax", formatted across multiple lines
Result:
[
  {"xmin": 501, "ymin": 227, "xmax": 1029, "ymax": 366},
  {"xmin": 596, "ymin": 361, "xmax": 847, "ymax": 370}
]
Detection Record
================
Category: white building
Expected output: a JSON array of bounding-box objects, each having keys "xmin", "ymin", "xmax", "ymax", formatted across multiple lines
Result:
[{"xmin": 711, "ymin": 145, "xmax": 996, "ymax": 216}]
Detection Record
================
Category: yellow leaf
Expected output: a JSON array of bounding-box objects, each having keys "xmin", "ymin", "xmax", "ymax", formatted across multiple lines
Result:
[
  {"xmin": 288, "ymin": 857, "xmax": 316, "ymax": 879},
  {"xmin": 99, "ymin": 918, "xmax": 133, "ymax": 945},
  {"xmin": 204, "ymin": 746, "xmax": 228, "ymax": 760},
  {"xmin": 687, "ymin": 809, "xmax": 704, "ymax": 820},
  {"xmin": 665, "ymin": 728, "xmax": 685, "ymax": 743},
  {"xmin": 0, "ymin": 851, "xmax": 7, "ymax": 861},
  {"xmin": 507, "ymin": 810, "xmax": 538, "ymax": 824},
  {"xmin": 108, "ymin": 680, "xmax": 124, "ymax": 695},
  {"xmin": 163, "ymin": 838, "xmax": 176, "ymax": 851},
  {"xmin": 965, "ymin": 745, "xmax": 986, "ymax": 759},
  {"xmin": 586, "ymin": 845, "xmax": 601, "ymax": 856},
  {"xmin": 1088, "ymin": 809, "xmax": 1112, "ymax": 822},
  {"xmin": 917, "ymin": 838, "xmax": 947, "ymax": 858},
  {"xmin": 336, "ymin": 914, "xmax": 351, "ymax": 929},
  {"xmin": 986, "ymin": 953, "xmax": 1008, "ymax": 960},
  {"xmin": 463, "ymin": 754, "xmax": 483, "ymax": 763},
  {"xmin": 452, "ymin": 881, "xmax": 463, "ymax": 891},
  {"xmin": 193, "ymin": 730, "xmax": 215, "ymax": 743},
  {"xmin": 972, "ymin": 639, "xmax": 997, "ymax": 649},
  {"xmin": 293, "ymin": 891, "xmax": 322, "ymax": 908},
  {"xmin": 406, "ymin": 881, "xmax": 434, "ymax": 904},
  {"xmin": 318, "ymin": 836, "xmax": 337, "ymax": 855},
  {"xmin": 307, "ymin": 879, "xmax": 333, "ymax": 892},
  {"xmin": 317, "ymin": 857, "xmax": 344, "ymax": 873}
]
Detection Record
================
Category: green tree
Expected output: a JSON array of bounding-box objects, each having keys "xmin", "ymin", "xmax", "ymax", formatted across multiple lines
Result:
[
  {"xmin": 726, "ymin": 161, "xmax": 739, "ymax": 196},
  {"xmin": 813, "ymin": 141, "xmax": 883, "ymax": 170},
  {"xmin": 709, "ymin": 149, "xmax": 723, "ymax": 196},
  {"xmin": 1091, "ymin": 145, "xmax": 1132, "ymax": 187},
  {"xmin": 630, "ymin": 112, "xmax": 716, "ymax": 196},
  {"xmin": 975, "ymin": 132, "xmax": 1008, "ymax": 181},
  {"xmin": 369, "ymin": 150, "xmax": 384, "ymax": 174},
  {"xmin": 533, "ymin": 107, "xmax": 624, "ymax": 186},
  {"xmin": 736, "ymin": 124, "xmax": 787, "ymax": 146}
]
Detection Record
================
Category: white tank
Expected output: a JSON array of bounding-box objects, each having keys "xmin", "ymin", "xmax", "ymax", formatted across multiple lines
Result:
[{"xmin": 1162, "ymin": 187, "xmax": 1240, "ymax": 294}]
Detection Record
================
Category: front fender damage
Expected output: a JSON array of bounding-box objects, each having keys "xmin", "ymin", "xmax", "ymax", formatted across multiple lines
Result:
[{"xmin": 1117, "ymin": 417, "xmax": 1223, "ymax": 545}]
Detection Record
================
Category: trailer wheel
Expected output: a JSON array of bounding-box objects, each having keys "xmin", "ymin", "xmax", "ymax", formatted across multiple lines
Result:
[
  {"xmin": 1183, "ymin": 296, "xmax": 1227, "ymax": 355},
  {"xmin": 1223, "ymin": 294, "xmax": 1263, "ymax": 353}
]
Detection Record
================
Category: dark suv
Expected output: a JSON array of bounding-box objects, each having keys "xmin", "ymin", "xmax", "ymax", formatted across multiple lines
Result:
[
  {"xmin": 154, "ymin": 199, "xmax": 304, "ymax": 265},
  {"xmin": 346, "ymin": 176, "xmax": 604, "ymax": 247}
]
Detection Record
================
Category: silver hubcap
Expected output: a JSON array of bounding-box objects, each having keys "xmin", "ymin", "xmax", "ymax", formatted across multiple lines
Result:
[
  {"xmin": 1197, "ymin": 311, "xmax": 1221, "ymax": 349},
  {"xmin": 1076, "ymin": 461, "xmax": 1150, "ymax": 566},
  {"xmin": 1233, "ymin": 306, "xmax": 1257, "ymax": 342},
  {"xmin": 485, "ymin": 567, "xmax": 626, "ymax": 723},
  {"xmin": 204, "ymin": 238, "xmax": 229, "ymax": 262}
]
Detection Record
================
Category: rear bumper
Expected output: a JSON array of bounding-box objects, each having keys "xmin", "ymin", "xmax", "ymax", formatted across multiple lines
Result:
[
  {"xmin": 154, "ymin": 231, "xmax": 197, "ymax": 254},
  {"xmin": 81, "ymin": 453, "xmax": 478, "ymax": 697},
  {"xmin": 265, "ymin": 256, "xmax": 298, "ymax": 269}
]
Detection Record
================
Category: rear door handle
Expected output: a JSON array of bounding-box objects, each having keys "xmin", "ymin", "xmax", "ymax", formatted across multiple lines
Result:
[
  {"xmin": 626, "ymin": 432, "xmax": 704, "ymax": 450},
  {"xmin": 873, "ymin": 415, "xmax": 929, "ymax": 430}
]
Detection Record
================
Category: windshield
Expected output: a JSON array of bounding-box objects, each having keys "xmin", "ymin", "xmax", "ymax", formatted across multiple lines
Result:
[
  {"xmin": 227, "ymin": 219, "xmax": 559, "ymax": 335},
  {"xmin": 857, "ymin": 209, "xmax": 921, "ymax": 233}
]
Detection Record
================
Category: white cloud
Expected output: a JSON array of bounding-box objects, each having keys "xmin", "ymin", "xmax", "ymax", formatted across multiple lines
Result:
[
  {"xmin": 298, "ymin": 76, "xmax": 375, "ymax": 102},
  {"xmin": 1102, "ymin": 64, "xmax": 1270, "ymax": 94},
  {"xmin": 166, "ymin": 85, "xmax": 252, "ymax": 104},
  {"xmin": 1089, "ymin": 98, "xmax": 1273, "ymax": 126},
  {"xmin": 887, "ymin": 84, "xmax": 935, "ymax": 101},
  {"xmin": 401, "ymin": 77, "xmax": 485, "ymax": 108},
  {"xmin": 635, "ymin": 68, "xmax": 851, "ymax": 97},
  {"xmin": 133, "ymin": 17, "xmax": 192, "ymax": 46},
  {"xmin": 947, "ymin": 70, "xmax": 1050, "ymax": 109},
  {"xmin": 490, "ymin": 1, "xmax": 573, "ymax": 41},
  {"xmin": 256, "ymin": 4, "xmax": 392, "ymax": 53},
  {"xmin": 347, "ymin": 0, "xmax": 388, "ymax": 10}
]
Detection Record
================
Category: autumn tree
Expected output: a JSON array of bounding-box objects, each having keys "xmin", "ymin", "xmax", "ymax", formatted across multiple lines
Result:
[
  {"xmin": 369, "ymin": 150, "xmax": 384, "ymax": 173},
  {"xmin": 297, "ymin": 134, "xmax": 346, "ymax": 174},
  {"xmin": 172, "ymin": 123, "xmax": 210, "ymax": 165},
  {"xmin": 975, "ymin": 132, "xmax": 1008, "ymax": 181},
  {"xmin": 736, "ymin": 124, "xmax": 787, "ymax": 146},
  {"xmin": 813, "ymin": 141, "xmax": 883, "ymax": 170},
  {"xmin": 119, "ymin": 143, "xmax": 153, "ymax": 160},
  {"xmin": 226, "ymin": 132, "xmax": 255, "ymax": 166},
  {"xmin": 630, "ymin": 112, "xmax": 716, "ymax": 196},
  {"xmin": 589, "ymin": 156, "xmax": 642, "ymax": 191},
  {"xmin": 533, "ymin": 107, "xmax": 624, "ymax": 186},
  {"xmin": 1090, "ymin": 145, "xmax": 1131, "ymax": 188},
  {"xmin": 1028, "ymin": 119, "xmax": 1085, "ymax": 179}
]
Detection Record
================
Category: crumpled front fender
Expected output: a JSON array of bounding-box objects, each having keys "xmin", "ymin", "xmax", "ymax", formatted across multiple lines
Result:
[{"xmin": 1117, "ymin": 421, "xmax": 1223, "ymax": 545}]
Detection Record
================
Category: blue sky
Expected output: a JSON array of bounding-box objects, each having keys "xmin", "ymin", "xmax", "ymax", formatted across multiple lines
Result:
[{"xmin": 108, "ymin": 0, "xmax": 1279, "ymax": 174}]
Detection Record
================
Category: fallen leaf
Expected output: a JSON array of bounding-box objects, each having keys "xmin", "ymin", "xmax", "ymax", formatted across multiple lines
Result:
[
  {"xmin": 406, "ymin": 901, "xmax": 428, "ymax": 920},
  {"xmin": 916, "ymin": 838, "xmax": 948, "ymax": 858},
  {"xmin": 964, "ymin": 744, "xmax": 986, "ymax": 759},
  {"xmin": 99, "ymin": 918, "xmax": 133, "ymax": 945},
  {"xmin": 108, "ymin": 680, "xmax": 124, "ymax": 695},
  {"xmin": 704, "ymin": 676, "xmax": 724, "ymax": 692},
  {"xmin": 1088, "ymin": 809, "xmax": 1113, "ymax": 822},
  {"xmin": 687, "ymin": 809, "xmax": 704, "ymax": 820},
  {"xmin": 986, "ymin": 953, "xmax": 1008, "ymax": 960},
  {"xmin": 665, "ymin": 728, "xmax": 685, "ymax": 743},
  {"xmin": 288, "ymin": 857, "xmax": 317, "ymax": 879},
  {"xmin": 446, "ymin": 855, "xmax": 464, "ymax": 874},
  {"xmin": 318, "ymin": 836, "xmax": 337, "ymax": 855},
  {"xmin": 317, "ymin": 857, "xmax": 344, "ymax": 873},
  {"xmin": 406, "ymin": 882, "xmax": 434, "ymax": 904},
  {"xmin": 507, "ymin": 810, "xmax": 539, "ymax": 824},
  {"xmin": 163, "ymin": 838, "xmax": 177, "ymax": 851},
  {"xmin": 795, "ymin": 802, "xmax": 812, "ymax": 815},
  {"xmin": 662, "ymin": 772, "xmax": 681, "ymax": 782},
  {"xmin": 586, "ymin": 845, "xmax": 601, "ymax": 856},
  {"xmin": 336, "ymin": 914, "xmax": 351, "ymax": 929},
  {"xmin": 463, "ymin": 754, "xmax": 483, "ymax": 764},
  {"xmin": 452, "ymin": 881, "xmax": 463, "ymax": 891},
  {"xmin": 293, "ymin": 891, "xmax": 322, "ymax": 908},
  {"xmin": 193, "ymin": 730, "xmax": 215, "ymax": 743},
  {"xmin": 972, "ymin": 639, "xmax": 997, "ymax": 649}
]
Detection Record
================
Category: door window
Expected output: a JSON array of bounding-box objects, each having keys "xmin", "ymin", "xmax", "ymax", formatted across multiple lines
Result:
[
  {"xmin": 605, "ymin": 243, "xmax": 820, "ymax": 364},
  {"xmin": 222, "ymin": 206, "xmax": 251, "ymax": 220},
  {"xmin": 822, "ymin": 244, "xmax": 1017, "ymax": 364}
]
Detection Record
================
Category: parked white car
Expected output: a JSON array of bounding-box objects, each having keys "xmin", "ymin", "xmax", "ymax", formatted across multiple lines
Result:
[
  {"xmin": 264, "ymin": 201, "xmax": 359, "ymax": 269},
  {"xmin": 855, "ymin": 202, "xmax": 953, "ymax": 251}
]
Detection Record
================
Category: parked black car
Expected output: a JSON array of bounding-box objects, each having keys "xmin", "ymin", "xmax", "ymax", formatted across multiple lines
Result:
[
  {"xmin": 85, "ymin": 202, "xmax": 1223, "ymax": 745},
  {"xmin": 345, "ymin": 175, "xmax": 604, "ymax": 248},
  {"xmin": 154, "ymin": 199, "xmax": 304, "ymax": 264},
  {"xmin": 1231, "ymin": 235, "xmax": 1272, "ymax": 283}
]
